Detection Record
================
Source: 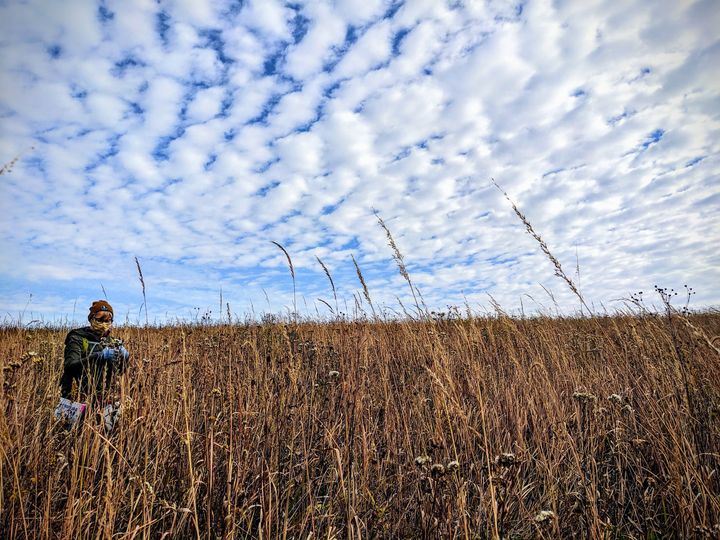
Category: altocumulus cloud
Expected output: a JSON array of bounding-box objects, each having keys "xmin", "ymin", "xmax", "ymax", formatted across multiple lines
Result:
[{"xmin": 0, "ymin": 0, "xmax": 718, "ymax": 322}]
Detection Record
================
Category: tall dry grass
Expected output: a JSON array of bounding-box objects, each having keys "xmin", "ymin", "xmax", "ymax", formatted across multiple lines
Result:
[{"xmin": 1, "ymin": 310, "xmax": 719, "ymax": 539}]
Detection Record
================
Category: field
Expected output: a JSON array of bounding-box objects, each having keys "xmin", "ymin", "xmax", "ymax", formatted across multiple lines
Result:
[{"xmin": 1, "ymin": 309, "xmax": 719, "ymax": 539}]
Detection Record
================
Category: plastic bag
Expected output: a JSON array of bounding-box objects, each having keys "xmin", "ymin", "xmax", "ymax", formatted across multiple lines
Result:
[
  {"xmin": 102, "ymin": 401, "xmax": 121, "ymax": 433},
  {"xmin": 54, "ymin": 398, "xmax": 87, "ymax": 425}
]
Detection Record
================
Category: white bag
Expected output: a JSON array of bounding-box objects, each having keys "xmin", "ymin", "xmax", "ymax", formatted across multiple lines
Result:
[
  {"xmin": 102, "ymin": 401, "xmax": 121, "ymax": 432},
  {"xmin": 54, "ymin": 397, "xmax": 87, "ymax": 425}
]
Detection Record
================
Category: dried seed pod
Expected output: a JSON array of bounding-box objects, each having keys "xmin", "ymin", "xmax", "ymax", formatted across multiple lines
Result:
[
  {"xmin": 430, "ymin": 463, "xmax": 445, "ymax": 477},
  {"xmin": 573, "ymin": 391, "xmax": 597, "ymax": 403},
  {"xmin": 534, "ymin": 510, "xmax": 556, "ymax": 523},
  {"xmin": 495, "ymin": 453, "xmax": 518, "ymax": 468}
]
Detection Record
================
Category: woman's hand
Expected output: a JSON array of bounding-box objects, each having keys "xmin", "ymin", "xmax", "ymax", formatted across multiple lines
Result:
[{"xmin": 99, "ymin": 347, "xmax": 119, "ymax": 363}]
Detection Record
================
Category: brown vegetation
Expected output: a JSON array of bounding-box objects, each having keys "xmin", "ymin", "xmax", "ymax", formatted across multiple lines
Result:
[{"xmin": 2, "ymin": 310, "xmax": 719, "ymax": 539}]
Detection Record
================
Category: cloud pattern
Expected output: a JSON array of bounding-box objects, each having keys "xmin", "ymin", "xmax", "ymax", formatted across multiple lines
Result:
[{"xmin": 0, "ymin": 0, "xmax": 718, "ymax": 321}]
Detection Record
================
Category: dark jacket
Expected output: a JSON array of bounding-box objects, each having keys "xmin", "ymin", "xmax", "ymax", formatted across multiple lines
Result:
[{"xmin": 60, "ymin": 327, "xmax": 125, "ymax": 402}]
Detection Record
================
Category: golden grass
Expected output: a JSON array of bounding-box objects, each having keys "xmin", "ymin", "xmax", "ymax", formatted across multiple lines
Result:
[{"xmin": 2, "ymin": 312, "xmax": 719, "ymax": 539}]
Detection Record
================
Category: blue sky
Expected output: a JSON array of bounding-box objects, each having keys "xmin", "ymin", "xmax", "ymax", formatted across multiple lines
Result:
[{"xmin": 1, "ymin": 0, "xmax": 718, "ymax": 323}]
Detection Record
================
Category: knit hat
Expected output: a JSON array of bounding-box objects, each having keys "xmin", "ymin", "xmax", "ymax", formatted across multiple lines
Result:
[{"xmin": 88, "ymin": 300, "xmax": 114, "ymax": 321}]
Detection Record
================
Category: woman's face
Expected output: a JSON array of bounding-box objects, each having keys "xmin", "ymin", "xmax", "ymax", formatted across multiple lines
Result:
[{"xmin": 91, "ymin": 311, "xmax": 113, "ymax": 335}]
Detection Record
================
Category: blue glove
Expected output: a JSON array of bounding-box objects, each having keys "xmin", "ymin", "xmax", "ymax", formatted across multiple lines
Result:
[
  {"xmin": 99, "ymin": 347, "xmax": 118, "ymax": 363},
  {"xmin": 117, "ymin": 345, "xmax": 129, "ymax": 362}
]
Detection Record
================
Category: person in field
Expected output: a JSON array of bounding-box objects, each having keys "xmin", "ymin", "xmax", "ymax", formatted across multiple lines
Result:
[{"xmin": 56, "ymin": 300, "xmax": 129, "ymax": 430}]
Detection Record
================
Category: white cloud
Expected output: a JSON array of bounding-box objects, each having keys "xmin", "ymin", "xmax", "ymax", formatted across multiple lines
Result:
[
  {"xmin": 141, "ymin": 76, "xmax": 185, "ymax": 135},
  {"xmin": 42, "ymin": 1, "xmax": 103, "ymax": 56},
  {"xmin": 335, "ymin": 20, "xmax": 392, "ymax": 78},
  {"xmin": 319, "ymin": 110, "xmax": 379, "ymax": 176},
  {"xmin": 238, "ymin": 0, "xmax": 292, "ymax": 41},
  {"xmin": 275, "ymin": 131, "xmax": 324, "ymax": 176},
  {"xmin": 268, "ymin": 80, "xmax": 324, "ymax": 136},
  {"xmin": 106, "ymin": 0, "xmax": 161, "ymax": 51},
  {"xmin": 389, "ymin": 20, "xmax": 443, "ymax": 77},
  {"xmin": 170, "ymin": 0, "xmax": 222, "ymax": 27},
  {"xmin": 334, "ymin": 0, "xmax": 387, "ymax": 26},
  {"xmin": 363, "ymin": 80, "xmax": 446, "ymax": 150},
  {"xmin": 186, "ymin": 86, "xmax": 225, "ymax": 123},
  {"xmin": 85, "ymin": 92, "xmax": 127, "ymax": 127},
  {"xmin": 284, "ymin": 5, "xmax": 346, "ymax": 79}
]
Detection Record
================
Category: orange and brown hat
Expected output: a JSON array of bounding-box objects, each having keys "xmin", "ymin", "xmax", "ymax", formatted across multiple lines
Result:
[{"xmin": 88, "ymin": 300, "xmax": 114, "ymax": 321}]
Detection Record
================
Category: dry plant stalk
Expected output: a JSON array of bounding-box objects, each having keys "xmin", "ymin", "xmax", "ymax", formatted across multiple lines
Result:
[
  {"xmin": 491, "ymin": 179, "xmax": 592, "ymax": 315},
  {"xmin": 271, "ymin": 241, "xmax": 297, "ymax": 319},
  {"xmin": 316, "ymin": 256, "xmax": 338, "ymax": 314},
  {"xmin": 351, "ymin": 254, "xmax": 375, "ymax": 318},
  {"xmin": 134, "ymin": 256, "xmax": 148, "ymax": 326},
  {"xmin": 0, "ymin": 146, "xmax": 34, "ymax": 176},
  {"xmin": 374, "ymin": 210, "xmax": 422, "ymax": 315}
]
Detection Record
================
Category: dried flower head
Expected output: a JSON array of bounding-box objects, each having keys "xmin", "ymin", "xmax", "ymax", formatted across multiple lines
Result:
[
  {"xmin": 415, "ymin": 455, "xmax": 431, "ymax": 467},
  {"xmin": 447, "ymin": 460, "xmax": 460, "ymax": 472},
  {"xmin": 573, "ymin": 391, "xmax": 597, "ymax": 403},
  {"xmin": 495, "ymin": 453, "xmax": 518, "ymax": 468},
  {"xmin": 328, "ymin": 370, "xmax": 340, "ymax": 378},
  {"xmin": 430, "ymin": 463, "xmax": 446, "ymax": 477},
  {"xmin": 534, "ymin": 510, "xmax": 556, "ymax": 523},
  {"xmin": 608, "ymin": 393, "xmax": 623, "ymax": 404}
]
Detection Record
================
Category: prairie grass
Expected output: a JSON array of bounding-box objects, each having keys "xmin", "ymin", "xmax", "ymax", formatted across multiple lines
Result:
[{"xmin": 1, "ymin": 311, "xmax": 719, "ymax": 539}]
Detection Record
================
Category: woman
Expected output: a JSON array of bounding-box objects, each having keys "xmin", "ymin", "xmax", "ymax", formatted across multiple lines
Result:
[{"xmin": 57, "ymin": 300, "xmax": 129, "ymax": 428}]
